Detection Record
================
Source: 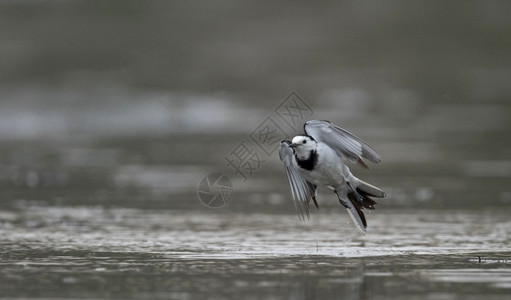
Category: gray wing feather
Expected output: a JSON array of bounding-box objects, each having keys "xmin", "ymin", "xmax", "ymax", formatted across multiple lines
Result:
[
  {"xmin": 279, "ymin": 141, "xmax": 317, "ymax": 221},
  {"xmin": 304, "ymin": 120, "xmax": 381, "ymax": 168}
]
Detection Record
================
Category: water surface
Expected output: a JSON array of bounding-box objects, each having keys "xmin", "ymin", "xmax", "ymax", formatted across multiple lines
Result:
[{"xmin": 1, "ymin": 207, "xmax": 510, "ymax": 299}]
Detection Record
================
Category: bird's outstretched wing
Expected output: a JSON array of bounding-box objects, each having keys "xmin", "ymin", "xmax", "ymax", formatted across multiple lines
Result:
[
  {"xmin": 279, "ymin": 141, "xmax": 318, "ymax": 221},
  {"xmin": 304, "ymin": 120, "xmax": 381, "ymax": 169}
]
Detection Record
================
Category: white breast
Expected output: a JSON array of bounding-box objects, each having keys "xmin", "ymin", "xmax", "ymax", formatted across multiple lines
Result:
[{"xmin": 298, "ymin": 142, "xmax": 349, "ymax": 188}]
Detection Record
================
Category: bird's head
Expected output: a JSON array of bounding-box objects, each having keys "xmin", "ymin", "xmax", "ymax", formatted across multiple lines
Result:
[{"xmin": 290, "ymin": 135, "xmax": 317, "ymax": 154}]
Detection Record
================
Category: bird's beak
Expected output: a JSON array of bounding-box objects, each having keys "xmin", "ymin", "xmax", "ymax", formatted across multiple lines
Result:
[{"xmin": 289, "ymin": 143, "xmax": 299, "ymax": 148}]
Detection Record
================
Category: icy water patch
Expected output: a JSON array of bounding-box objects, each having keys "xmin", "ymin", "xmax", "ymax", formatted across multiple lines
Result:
[
  {"xmin": 0, "ymin": 207, "xmax": 510, "ymax": 298},
  {"xmin": 0, "ymin": 207, "xmax": 508, "ymax": 257},
  {"xmin": 1, "ymin": 207, "xmax": 509, "ymax": 258}
]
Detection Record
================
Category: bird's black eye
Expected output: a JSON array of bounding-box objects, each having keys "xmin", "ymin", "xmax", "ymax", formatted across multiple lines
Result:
[{"xmin": 303, "ymin": 140, "xmax": 307, "ymax": 144}]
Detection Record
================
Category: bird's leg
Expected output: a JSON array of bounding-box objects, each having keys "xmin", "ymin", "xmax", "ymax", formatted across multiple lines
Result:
[
  {"xmin": 347, "ymin": 182, "xmax": 364, "ymax": 203},
  {"xmin": 338, "ymin": 198, "xmax": 349, "ymax": 208},
  {"xmin": 312, "ymin": 195, "xmax": 319, "ymax": 209},
  {"xmin": 334, "ymin": 189, "xmax": 350, "ymax": 209}
]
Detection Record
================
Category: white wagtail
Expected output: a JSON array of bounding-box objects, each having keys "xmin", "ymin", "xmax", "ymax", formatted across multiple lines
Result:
[{"xmin": 279, "ymin": 120, "xmax": 385, "ymax": 235}]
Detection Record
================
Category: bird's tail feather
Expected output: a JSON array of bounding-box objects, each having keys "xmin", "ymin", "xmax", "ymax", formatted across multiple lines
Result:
[
  {"xmin": 345, "ymin": 207, "xmax": 366, "ymax": 236},
  {"xmin": 337, "ymin": 180, "xmax": 385, "ymax": 235},
  {"xmin": 338, "ymin": 193, "xmax": 367, "ymax": 236},
  {"xmin": 357, "ymin": 179, "xmax": 386, "ymax": 198}
]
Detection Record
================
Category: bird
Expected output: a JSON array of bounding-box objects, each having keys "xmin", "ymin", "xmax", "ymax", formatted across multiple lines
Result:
[{"xmin": 279, "ymin": 120, "xmax": 386, "ymax": 235}]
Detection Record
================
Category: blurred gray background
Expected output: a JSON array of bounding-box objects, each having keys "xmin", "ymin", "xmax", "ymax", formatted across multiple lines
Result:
[
  {"xmin": 1, "ymin": 0, "xmax": 510, "ymax": 209},
  {"xmin": 1, "ymin": 1, "xmax": 510, "ymax": 299}
]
